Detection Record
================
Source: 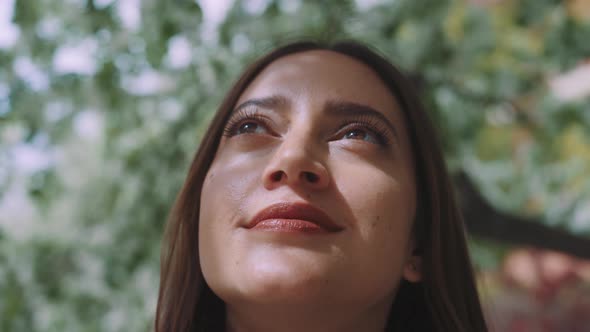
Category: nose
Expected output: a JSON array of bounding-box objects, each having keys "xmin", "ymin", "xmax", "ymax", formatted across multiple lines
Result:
[{"xmin": 262, "ymin": 135, "xmax": 330, "ymax": 191}]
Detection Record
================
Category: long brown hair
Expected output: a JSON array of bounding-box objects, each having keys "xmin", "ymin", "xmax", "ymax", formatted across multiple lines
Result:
[{"xmin": 155, "ymin": 41, "xmax": 488, "ymax": 332}]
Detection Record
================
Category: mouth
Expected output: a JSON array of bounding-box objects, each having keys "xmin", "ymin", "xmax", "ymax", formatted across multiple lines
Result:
[{"xmin": 245, "ymin": 202, "xmax": 344, "ymax": 234}]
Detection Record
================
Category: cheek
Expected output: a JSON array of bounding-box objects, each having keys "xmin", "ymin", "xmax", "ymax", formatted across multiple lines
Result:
[
  {"xmin": 199, "ymin": 165, "xmax": 242, "ymax": 293},
  {"xmin": 340, "ymin": 168, "xmax": 415, "ymax": 235},
  {"xmin": 199, "ymin": 168, "xmax": 226, "ymax": 272},
  {"xmin": 199, "ymin": 153, "xmax": 261, "ymax": 226},
  {"xmin": 200, "ymin": 166, "xmax": 233, "ymax": 229},
  {"xmin": 334, "ymin": 164, "xmax": 416, "ymax": 282},
  {"xmin": 352, "ymin": 181, "xmax": 414, "ymax": 256},
  {"xmin": 198, "ymin": 153, "xmax": 265, "ymax": 283}
]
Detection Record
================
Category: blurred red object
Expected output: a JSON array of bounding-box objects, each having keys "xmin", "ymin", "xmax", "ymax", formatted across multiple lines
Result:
[{"xmin": 483, "ymin": 248, "xmax": 590, "ymax": 331}]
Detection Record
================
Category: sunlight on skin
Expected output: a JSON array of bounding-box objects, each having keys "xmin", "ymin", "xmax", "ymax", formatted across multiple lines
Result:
[{"xmin": 200, "ymin": 50, "xmax": 421, "ymax": 332}]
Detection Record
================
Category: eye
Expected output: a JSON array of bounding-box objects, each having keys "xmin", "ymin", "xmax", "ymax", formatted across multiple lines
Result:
[
  {"xmin": 343, "ymin": 128, "xmax": 381, "ymax": 144},
  {"xmin": 223, "ymin": 109, "xmax": 275, "ymax": 138},
  {"xmin": 338, "ymin": 124, "xmax": 386, "ymax": 145},
  {"xmin": 235, "ymin": 121, "xmax": 269, "ymax": 135}
]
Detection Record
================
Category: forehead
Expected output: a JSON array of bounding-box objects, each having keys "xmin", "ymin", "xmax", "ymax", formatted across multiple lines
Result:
[{"xmin": 236, "ymin": 50, "xmax": 400, "ymax": 113}]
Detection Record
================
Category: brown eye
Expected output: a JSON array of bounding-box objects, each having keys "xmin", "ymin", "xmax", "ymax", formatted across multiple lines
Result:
[
  {"xmin": 236, "ymin": 121, "xmax": 267, "ymax": 135},
  {"xmin": 342, "ymin": 127, "xmax": 382, "ymax": 144},
  {"xmin": 223, "ymin": 110, "xmax": 275, "ymax": 138}
]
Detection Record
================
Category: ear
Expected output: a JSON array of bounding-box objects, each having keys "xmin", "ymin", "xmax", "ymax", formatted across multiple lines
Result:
[{"xmin": 402, "ymin": 250, "xmax": 422, "ymax": 283}]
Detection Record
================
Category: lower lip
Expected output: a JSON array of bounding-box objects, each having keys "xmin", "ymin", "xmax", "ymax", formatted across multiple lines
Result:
[{"xmin": 251, "ymin": 219, "xmax": 331, "ymax": 234}]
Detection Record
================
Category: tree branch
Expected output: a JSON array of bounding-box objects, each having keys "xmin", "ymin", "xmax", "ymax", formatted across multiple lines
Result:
[{"xmin": 455, "ymin": 172, "xmax": 590, "ymax": 260}]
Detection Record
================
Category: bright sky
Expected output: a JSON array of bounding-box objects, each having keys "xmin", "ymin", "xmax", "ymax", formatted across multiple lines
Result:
[
  {"xmin": 0, "ymin": 0, "xmax": 385, "ymax": 50},
  {"xmin": 0, "ymin": 0, "xmax": 19, "ymax": 49}
]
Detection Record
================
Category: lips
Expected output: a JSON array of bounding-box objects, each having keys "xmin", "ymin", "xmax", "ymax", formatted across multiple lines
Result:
[{"xmin": 246, "ymin": 202, "xmax": 343, "ymax": 233}]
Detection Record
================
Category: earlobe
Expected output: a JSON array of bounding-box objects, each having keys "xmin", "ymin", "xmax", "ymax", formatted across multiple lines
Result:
[{"xmin": 403, "ymin": 256, "xmax": 422, "ymax": 283}]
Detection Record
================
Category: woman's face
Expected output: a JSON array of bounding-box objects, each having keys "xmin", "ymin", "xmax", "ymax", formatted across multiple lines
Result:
[{"xmin": 199, "ymin": 50, "xmax": 420, "ymax": 309}]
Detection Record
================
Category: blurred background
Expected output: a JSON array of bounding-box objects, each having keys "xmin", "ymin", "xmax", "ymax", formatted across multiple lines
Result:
[{"xmin": 1, "ymin": 0, "xmax": 589, "ymax": 331}]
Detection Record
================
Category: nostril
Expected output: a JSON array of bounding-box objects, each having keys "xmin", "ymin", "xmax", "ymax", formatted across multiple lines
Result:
[
  {"xmin": 304, "ymin": 172, "xmax": 319, "ymax": 183},
  {"xmin": 271, "ymin": 171, "xmax": 284, "ymax": 182}
]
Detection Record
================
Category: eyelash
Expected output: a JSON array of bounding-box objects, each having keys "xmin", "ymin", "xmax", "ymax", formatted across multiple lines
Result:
[
  {"xmin": 222, "ymin": 108, "xmax": 274, "ymax": 137},
  {"xmin": 335, "ymin": 115, "xmax": 392, "ymax": 146},
  {"xmin": 222, "ymin": 109, "xmax": 393, "ymax": 146}
]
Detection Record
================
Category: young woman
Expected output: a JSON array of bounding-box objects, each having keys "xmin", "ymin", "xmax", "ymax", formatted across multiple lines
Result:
[{"xmin": 155, "ymin": 41, "xmax": 488, "ymax": 332}]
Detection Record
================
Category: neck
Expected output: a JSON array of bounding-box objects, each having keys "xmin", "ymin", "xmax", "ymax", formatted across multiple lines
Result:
[{"xmin": 225, "ymin": 298, "xmax": 392, "ymax": 332}]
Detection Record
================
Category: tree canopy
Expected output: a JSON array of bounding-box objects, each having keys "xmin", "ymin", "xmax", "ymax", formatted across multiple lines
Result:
[{"xmin": 1, "ymin": 0, "xmax": 589, "ymax": 330}]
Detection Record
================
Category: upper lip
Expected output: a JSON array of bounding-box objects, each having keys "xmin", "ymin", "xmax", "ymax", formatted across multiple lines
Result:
[{"xmin": 246, "ymin": 202, "xmax": 344, "ymax": 232}]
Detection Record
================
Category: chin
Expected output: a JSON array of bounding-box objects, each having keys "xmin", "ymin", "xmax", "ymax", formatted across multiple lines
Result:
[
  {"xmin": 202, "ymin": 242, "xmax": 348, "ymax": 305},
  {"xmin": 249, "ymin": 264, "xmax": 330, "ymax": 300},
  {"xmin": 214, "ymin": 257, "xmax": 335, "ymax": 305}
]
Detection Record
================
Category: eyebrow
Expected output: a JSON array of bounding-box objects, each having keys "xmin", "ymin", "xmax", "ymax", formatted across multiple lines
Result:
[
  {"xmin": 233, "ymin": 95, "xmax": 288, "ymax": 114},
  {"xmin": 232, "ymin": 96, "xmax": 399, "ymax": 142}
]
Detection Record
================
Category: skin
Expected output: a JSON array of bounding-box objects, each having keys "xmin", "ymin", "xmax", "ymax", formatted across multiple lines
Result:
[{"xmin": 199, "ymin": 50, "xmax": 422, "ymax": 332}]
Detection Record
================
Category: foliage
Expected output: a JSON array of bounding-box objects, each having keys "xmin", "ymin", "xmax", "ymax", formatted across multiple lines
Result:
[{"xmin": 1, "ymin": 0, "xmax": 589, "ymax": 330}]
